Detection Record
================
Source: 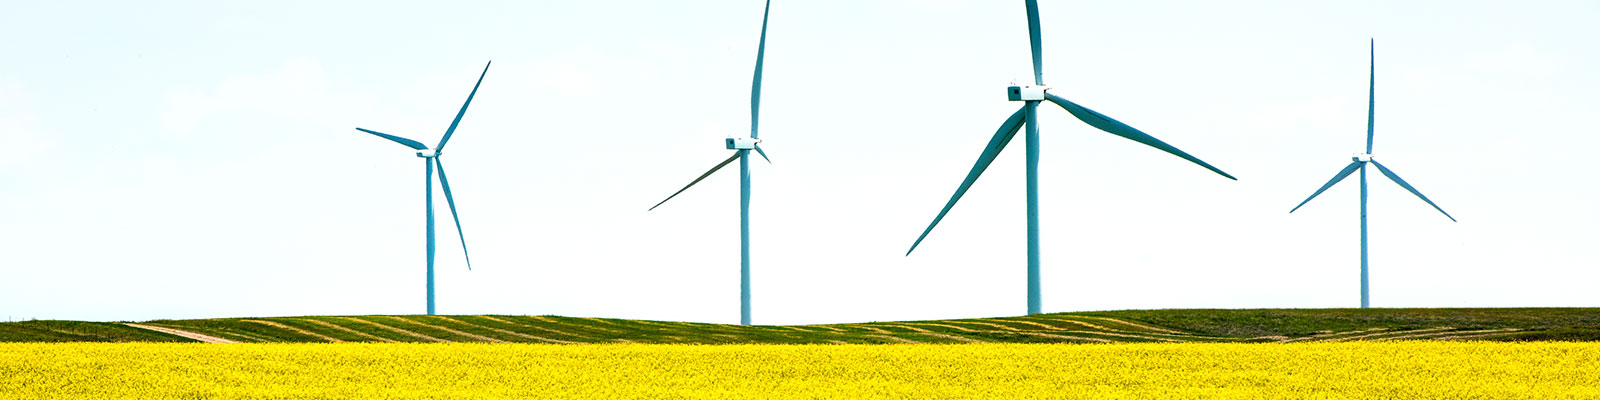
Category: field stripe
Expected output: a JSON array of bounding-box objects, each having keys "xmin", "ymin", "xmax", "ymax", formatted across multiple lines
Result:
[
  {"xmin": 1058, "ymin": 330, "xmax": 1184, "ymax": 342},
  {"xmin": 1072, "ymin": 316, "xmax": 1191, "ymax": 335},
  {"xmin": 544, "ymin": 317, "xmax": 622, "ymax": 333},
  {"xmin": 297, "ymin": 319, "xmax": 394, "ymax": 342},
  {"xmin": 123, "ymin": 323, "xmax": 235, "ymax": 343},
  {"xmin": 1010, "ymin": 332, "xmax": 1113, "ymax": 343},
  {"xmin": 901, "ymin": 322, "xmax": 979, "ymax": 333},
  {"xmin": 1028, "ymin": 317, "xmax": 1115, "ymax": 331},
  {"xmin": 398, "ymin": 317, "xmax": 508, "ymax": 343},
  {"xmin": 941, "ymin": 320, "xmax": 1021, "ymax": 331},
  {"xmin": 336, "ymin": 317, "xmax": 445, "ymax": 342},
  {"xmin": 866, "ymin": 334, "xmax": 921, "ymax": 344},
  {"xmin": 993, "ymin": 319, "xmax": 1065, "ymax": 330},
  {"xmin": 478, "ymin": 316, "xmax": 595, "ymax": 341},
  {"xmin": 845, "ymin": 325, "xmax": 892, "ymax": 334},
  {"xmin": 918, "ymin": 332, "xmax": 983, "ymax": 343},
  {"xmin": 1428, "ymin": 329, "xmax": 1523, "ymax": 341},
  {"xmin": 805, "ymin": 325, "xmax": 846, "ymax": 332},
  {"xmin": 1320, "ymin": 327, "xmax": 1453, "ymax": 343},
  {"xmin": 1279, "ymin": 328, "xmax": 1389, "ymax": 343},
  {"xmin": 880, "ymin": 324, "xmax": 931, "ymax": 333},
  {"xmin": 243, "ymin": 320, "xmax": 342, "ymax": 343},
  {"xmin": 435, "ymin": 316, "xmax": 572, "ymax": 344}
]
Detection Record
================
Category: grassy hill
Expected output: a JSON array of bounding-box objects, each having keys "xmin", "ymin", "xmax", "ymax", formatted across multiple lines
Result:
[{"xmin": 4, "ymin": 308, "xmax": 1598, "ymax": 344}]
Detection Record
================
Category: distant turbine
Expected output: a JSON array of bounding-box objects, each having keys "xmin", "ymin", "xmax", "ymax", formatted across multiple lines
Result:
[
  {"xmin": 355, "ymin": 61, "xmax": 489, "ymax": 315},
  {"xmin": 905, "ymin": 0, "xmax": 1236, "ymax": 315},
  {"xmin": 648, "ymin": 0, "xmax": 774, "ymax": 326},
  {"xmin": 1289, "ymin": 40, "xmax": 1456, "ymax": 308}
]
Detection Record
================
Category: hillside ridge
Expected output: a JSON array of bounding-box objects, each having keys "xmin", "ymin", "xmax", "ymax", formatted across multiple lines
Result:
[{"xmin": 5, "ymin": 308, "xmax": 1598, "ymax": 343}]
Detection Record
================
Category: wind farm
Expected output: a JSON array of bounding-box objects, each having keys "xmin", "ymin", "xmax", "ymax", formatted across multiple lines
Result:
[{"xmin": 2, "ymin": 0, "xmax": 1597, "ymax": 398}]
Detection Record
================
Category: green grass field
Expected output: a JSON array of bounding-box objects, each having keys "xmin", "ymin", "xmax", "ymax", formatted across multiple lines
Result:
[{"xmin": 5, "ymin": 308, "xmax": 1597, "ymax": 344}]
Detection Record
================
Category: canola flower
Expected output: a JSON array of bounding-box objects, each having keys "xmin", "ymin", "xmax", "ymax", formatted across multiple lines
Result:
[{"xmin": 3, "ymin": 342, "xmax": 1598, "ymax": 399}]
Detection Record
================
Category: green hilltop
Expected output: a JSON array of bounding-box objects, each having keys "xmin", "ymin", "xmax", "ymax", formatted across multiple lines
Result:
[{"xmin": 4, "ymin": 308, "xmax": 1598, "ymax": 344}]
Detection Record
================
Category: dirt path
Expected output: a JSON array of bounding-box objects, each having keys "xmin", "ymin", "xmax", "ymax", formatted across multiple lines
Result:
[
  {"xmin": 243, "ymin": 320, "xmax": 342, "ymax": 342},
  {"xmin": 298, "ymin": 319, "xmax": 395, "ymax": 342},
  {"xmin": 123, "ymin": 323, "xmax": 237, "ymax": 343}
]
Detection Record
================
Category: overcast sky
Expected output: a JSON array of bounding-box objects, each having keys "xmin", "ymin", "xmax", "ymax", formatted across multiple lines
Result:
[{"xmin": 2, "ymin": 0, "xmax": 1597, "ymax": 325}]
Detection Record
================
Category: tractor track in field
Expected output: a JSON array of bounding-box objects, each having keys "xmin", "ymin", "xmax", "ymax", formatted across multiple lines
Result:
[
  {"xmin": 399, "ymin": 316, "xmax": 507, "ymax": 343},
  {"xmin": 918, "ymin": 332, "xmax": 983, "ymax": 343},
  {"xmin": 297, "ymin": 318, "xmax": 395, "ymax": 342},
  {"xmin": 434, "ymin": 316, "xmax": 571, "ymax": 344},
  {"xmin": 335, "ymin": 317, "xmax": 445, "ymax": 342},
  {"xmin": 478, "ymin": 316, "xmax": 594, "ymax": 340},
  {"xmin": 123, "ymin": 323, "xmax": 236, "ymax": 343},
  {"xmin": 866, "ymin": 334, "xmax": 921, "ymax": 344},
  {"xmin": 941, "ymin": 320, "xmax": 1022, "ymax": 331},
  {"xmin": 243, "ymin": 320, "xmax": 342, "ymax": 342}
]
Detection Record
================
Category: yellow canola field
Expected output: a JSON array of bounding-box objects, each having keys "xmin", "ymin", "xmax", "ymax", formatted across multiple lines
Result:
[{"xmin": 3, "ymin": 342, "xmax": 1598, "ymax": 399}]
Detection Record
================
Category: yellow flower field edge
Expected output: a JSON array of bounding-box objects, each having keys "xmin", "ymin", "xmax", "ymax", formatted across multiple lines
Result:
[{"xmin": 4, "ymin": 342, "xmax": 1598, "ymax": 398}]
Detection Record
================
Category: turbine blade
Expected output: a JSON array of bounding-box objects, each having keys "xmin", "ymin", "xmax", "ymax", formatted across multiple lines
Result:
[
  {"xmin": 356, "ymin": 128, "xmax": 428, "ymax": 150},
  {"xmin": 1289, "ymin": 161, "xmax": 1362, "ymax": 213},
  {"xmin": 434, "ymin": 158, "xmax": 472, "ymax": 269},
  {"xmin": 751, "ymin": 0, "xmax": 771, "ymax": 139},
  {"xmin": 753, "ymin": 144, "xmax": 771, "ymax": 164},
  {"xmin": 649, "ymin": 151, "xmax": 744, "ymax": 211},
  {"xmin": 1043, "ymin": 93, "xmax": 1237, "ymax": 180},
  {"xmin": 1370, "ymin": 160, "xmax": 1456, "ymax": 222},
  {"xmin": 1366, "ymin": 39, "xmax": 1376, "ymax": 153},
  {"xmin": 437, "ymin": 61, "xmax": 492, "ymax": 152},
  {"xmin": 1025, "ymin": 0, "xmax": 1043, "ymax": 85},
  {"xmin": 906, "ymin": 106, "xmax": 1028, "ymax": 255}
]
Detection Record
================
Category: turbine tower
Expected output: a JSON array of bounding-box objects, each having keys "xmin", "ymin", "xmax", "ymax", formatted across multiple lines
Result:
[
  {"xmin": 1289, "ymin": 40, "xmax": 1456, "ymax": 308},
  {"xmin": 906, "ymin": 0, "xmax": 1236, "ymax": 315},
  {"xmin": 648, "ymin": 0, "xmax": 774, "ymax": 325},
  {"xmin": 355, "ymin": 61, "xmax": 489, "ymax": 315}
]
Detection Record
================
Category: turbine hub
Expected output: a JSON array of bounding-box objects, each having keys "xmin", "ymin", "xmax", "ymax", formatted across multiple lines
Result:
[
  {"xmin": 726, "ymin": 137, "xmax": 761, "ymax": 150},
  {"xmin": 416, "ymin": 149, "xmax": 438, "ymax": 158},
  {"xmin": 1353, "ymin": 153, "xmax": 1373, "ymax": 163},
  {"xmin": 1007, "ymin": 85, "xmax": 1049, "ymax": 101}
]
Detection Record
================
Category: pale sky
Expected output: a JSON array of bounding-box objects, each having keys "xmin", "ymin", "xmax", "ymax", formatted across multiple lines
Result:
[{"xmin": 2, "ymin": 1, "xmax": 1597, "ymax": 325}]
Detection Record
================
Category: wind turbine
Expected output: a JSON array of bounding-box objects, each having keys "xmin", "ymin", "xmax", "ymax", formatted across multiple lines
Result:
[
  {"xmin": 648, "ymin": 0, "xmax": 774, "ymax": 325},
  {"xmin": 1289, "ymin": 40, "xmax": 1456, "ymax": 308},
  {"xmin": 355, "ymin": 61, "xmax": 489, "ymax": 315},
  {"xmin": 905, "ymin": 0, "xmax": 1236, "ymax": 315}
]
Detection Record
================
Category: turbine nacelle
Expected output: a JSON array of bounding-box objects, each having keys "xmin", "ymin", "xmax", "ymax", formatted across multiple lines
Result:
[
  {"xmin": 1352, "ymin": 153, "xmax": 1373, "ymax": 163},
  {"xmin": 416, "ymin": 149, "xmax": 439, "ymax": 158},
  {"xmin": 1007, "ymin": 85, "xmax": 1050, "ymax": 101},
  {"xmin": 726, "ymin": 137, "xmax": 762, "ymax": 150}
]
